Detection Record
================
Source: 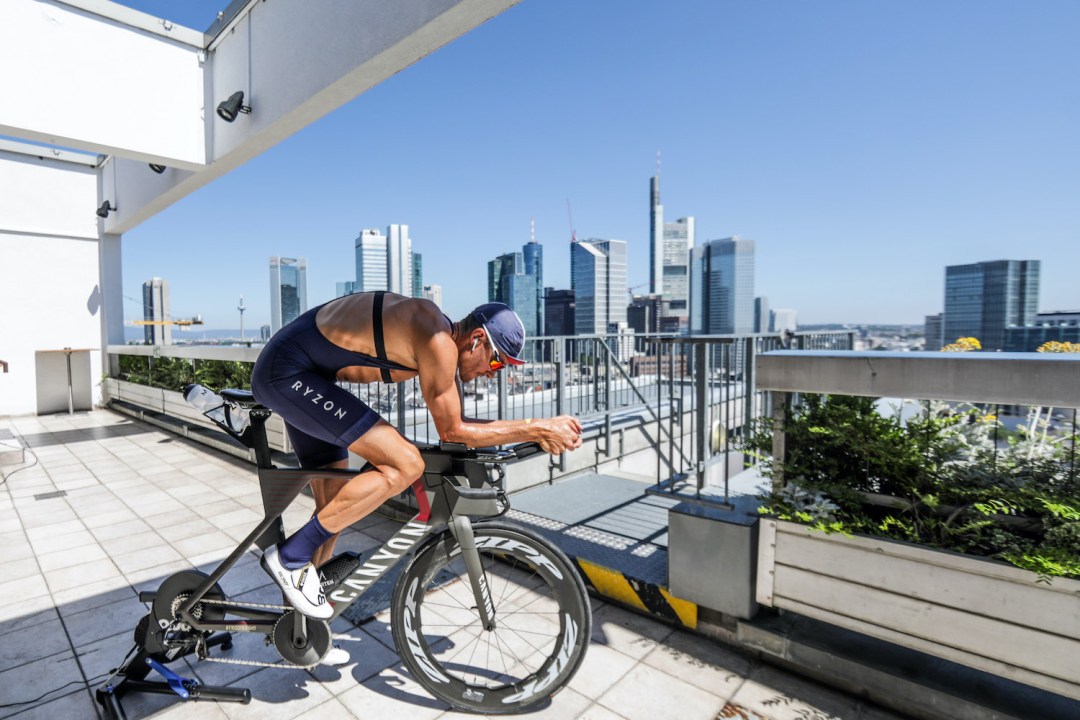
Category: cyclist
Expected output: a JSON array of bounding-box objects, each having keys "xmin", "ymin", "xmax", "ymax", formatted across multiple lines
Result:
[{"xmin": 251, "ymin": 293, "xmax": 583, "ymax": 627}]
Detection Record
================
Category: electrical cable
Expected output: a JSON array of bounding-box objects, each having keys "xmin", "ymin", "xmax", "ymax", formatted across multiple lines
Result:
[{"xmin": 0, "ymin": 672, "xmax": 111, "ymax": 709}]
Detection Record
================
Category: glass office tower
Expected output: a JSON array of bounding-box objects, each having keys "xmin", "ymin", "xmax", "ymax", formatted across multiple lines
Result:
[
  {"xmin": 943, "ymin": 260, "xmax": 1039, "ymax": 351},
  {"xmin": 690, "ymin": 237, "xmax": 755, "ymax": 335}
]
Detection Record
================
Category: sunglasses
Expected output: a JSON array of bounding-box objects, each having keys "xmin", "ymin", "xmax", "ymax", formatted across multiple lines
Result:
[{"xmin": 483, "ymin": 327, "xmax": 506, "ymax": 372}]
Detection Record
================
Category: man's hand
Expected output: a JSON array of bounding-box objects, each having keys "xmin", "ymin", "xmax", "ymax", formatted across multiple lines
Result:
[{"xmin": 536, "ymin": 415, "xmax": 584, "ymax": 455}]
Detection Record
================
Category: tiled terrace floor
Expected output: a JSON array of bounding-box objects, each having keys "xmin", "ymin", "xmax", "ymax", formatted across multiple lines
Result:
[{"xmin": 0, "ymin": 410, "xmax": 905, "ymax": 720}]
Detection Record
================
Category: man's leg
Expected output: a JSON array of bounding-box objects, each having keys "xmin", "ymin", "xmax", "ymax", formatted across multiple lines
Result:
[
  {"xmin": 309, "ymin": 462, "xmax": 349, "ymax": 568},
  {"xmin": 314, "ymin": 421, "xmax": 424, "ymax": 533}
]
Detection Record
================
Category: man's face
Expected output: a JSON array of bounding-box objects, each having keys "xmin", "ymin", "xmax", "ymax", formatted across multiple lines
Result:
[{"xmin": 459, "ymin": 330, "xmax": 503, "ymax": 383}]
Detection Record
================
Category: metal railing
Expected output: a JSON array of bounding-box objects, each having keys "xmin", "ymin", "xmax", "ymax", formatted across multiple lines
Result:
[{"xmin": 105, "ymin": 330, "xmax": 854, "ymax": 489}]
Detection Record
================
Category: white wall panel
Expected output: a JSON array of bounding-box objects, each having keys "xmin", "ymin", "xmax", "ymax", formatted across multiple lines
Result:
[
  {"xmin": 0, "ymin": 0, "xmax": 206, "ymax": 167},
  {"xmin": 0, "ymin": 152, "xmax": 99, "ymax": 239}
]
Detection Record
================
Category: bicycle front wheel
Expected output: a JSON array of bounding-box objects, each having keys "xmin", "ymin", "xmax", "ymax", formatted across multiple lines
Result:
[{"xmin": 391, "ymin": 520, "xmax": 590, "ymax": 714}]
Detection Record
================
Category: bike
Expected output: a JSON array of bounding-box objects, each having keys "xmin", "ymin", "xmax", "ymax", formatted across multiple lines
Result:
[{"xmin": 97, "ymin": 387, "xmax": 590, "ymax": 716}]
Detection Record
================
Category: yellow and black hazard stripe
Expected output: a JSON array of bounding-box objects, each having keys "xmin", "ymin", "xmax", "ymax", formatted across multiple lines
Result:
[{"xmin": 573, "ymin": 558, "xmax": 697, "ymax": 630}]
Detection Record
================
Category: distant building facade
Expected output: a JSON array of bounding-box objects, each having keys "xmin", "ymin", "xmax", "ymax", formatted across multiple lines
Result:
[
  {"xmin": 412, "ymin": 252, "xmax": 423, "ymax": 299},
  {"xmin": 571, "ymin": 239, "xmax": 627, "ymax": 334},
  {"xmin": 649, "ymin": 172, "xmax": 693, "ymax": 333},
  {"xmin": 355, "ymin": 225, "xmax": 414, "ymax": 296},
  {"xmin": 269, "ymin": 256, "xmax": 307, "ymax": 334},
  {"xmin": 771, "ymin": 309, "xmax": 797, "ymax": 333},
  {"xmin": 628, "ymin": 294, "xmax": 664, "ymax": 334},
  {"xmin": 142, "ymin": 277, "xmax": 171, "ymax": 345},
  {"xmin": 488, "ymin": 240, "xmax": 544, "ymax": 337},
  {"xmin": 943, "ymin": 259, "xmax": 1039, "ymax": 351},
  {"xmin": 1004, "ymin": 311, "xmax": 1080, "ymax": 352},
  {"xmin": 336, "ymin": 281, "xmax": 357, "ymax": 298},
  {"xmin": 422, "ymin": 284, "xmax": 442, "ymax": 308},
  {"xmin": 690, "ymin": 236, "xmax": 755, "ymax": 334},
  {"xmin": 544, "ymin": 288, "xmax": 575, "ymax": 336},
  {"xmin": 924, "ymin": 313, "xmax": 944, "ymax": 350},
  {"xmin": 754, "ymin": 296, "xmax": 770, "ymax": 333}
]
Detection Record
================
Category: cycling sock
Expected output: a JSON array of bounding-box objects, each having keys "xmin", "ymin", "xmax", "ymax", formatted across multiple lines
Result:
[{"xmin": 278, "ymin": 515, "xmax": 334, "ymax": 569}]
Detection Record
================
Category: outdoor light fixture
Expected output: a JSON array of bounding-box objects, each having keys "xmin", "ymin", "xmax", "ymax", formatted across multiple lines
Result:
[
  {"xmin": 216, "ymin": 91, "xmax": 251, "ymax": 122},
  {"xmin": 96, "ymin": 201, "xmax": 115, "ymax": 218},
  {"xmin": 149, "ymin": 163, "xmax": 166, "ymax": 174}
]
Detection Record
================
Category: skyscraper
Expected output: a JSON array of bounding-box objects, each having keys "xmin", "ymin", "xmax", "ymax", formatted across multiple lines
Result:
[
  {"xmin": 354, "ymin": 225, "xmax": 414, "ymax": 295},
  {"xmin": 649, "ymin": 170, "xmax": 693, "ymax": 331},
  {"xmin": 943, "ymin": 260, "xmax": 1040, "ymax": 351},
  {"xmin": 141, "ymin": 277, "xmax": 171, "ymax": 346},
  {"xmin": 387, "ymin": 224, "xmax": 413, "ymax": 296},
  {"xmin": 488, "ymin": 252, "xmax": 523, "ymax": 304},
  {"xmin": 522, "ymin": 238, "xmax": 544, "ymax": 335},
  {"xmin": 544, "ymin": 288, "xmax": 575, "ymax": 336},
  {"xmin": 269, "ymin": 257, "xmax": 307, "ymax": 334},
  {"xmin": 571, "ymin": 239, "xmax": 627, "ymax": 334},
  {"xmin": 355, "ymin": 229, "xmax": 388, "ymax": 292},
  {"xmin": 754, "ymin": 296, "xmax": 771, "ymax": 333},
  {"xmin": 412, "ymin": 252, "xmax": 423, "ymax": 299},
  {"xmin": 690, "ymin": 237, "xmax": 755, "ymax": 334},
  {"xmin": 924, "ymin": 313, "xmax": 944, "ymax": 350},
  {"xmin": 336, "ymin": 281, "xmax": 357, "ymax": 298},
  {"xmin": 488, "ymin": 237, "xmax": 544, "ymax": 337}
]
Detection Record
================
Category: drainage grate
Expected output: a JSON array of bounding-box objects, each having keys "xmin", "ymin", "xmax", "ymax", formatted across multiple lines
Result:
[{"xmin": 33, "ymin": 490, "xmax": 68, "ymax": 501}]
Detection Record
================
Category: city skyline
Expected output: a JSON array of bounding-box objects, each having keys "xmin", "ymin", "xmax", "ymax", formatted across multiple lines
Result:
[{"xmin": 114, "ymin": 1, "xmax": 1080, "ymax": 330}]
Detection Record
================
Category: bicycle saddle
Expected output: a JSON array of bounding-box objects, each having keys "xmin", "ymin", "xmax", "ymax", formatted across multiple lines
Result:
[{"xmin": 220, "ymin": 388, "xmax": 263, "ymax": 408}]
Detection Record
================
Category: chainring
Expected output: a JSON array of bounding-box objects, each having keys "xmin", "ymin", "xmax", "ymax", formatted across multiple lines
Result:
[
  {"xmin": 145, "ymin": 570, "xmax": 227, "ymax": 661},
  {"xmin": 272, "ymin": 611, "xmax": 332, "ymax": 666}
]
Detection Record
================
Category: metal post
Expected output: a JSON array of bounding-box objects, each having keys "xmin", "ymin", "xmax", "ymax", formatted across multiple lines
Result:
[
  {"xmin": 604, "ymin": 345, "xmax": 612, "ymax": 456},
  {"xmin": 555, "ymin": 340, "xmax": 566, "ymax": 472},
  {"xmin": 497, "ymin": 371, "xmax": 507, "ymax": 421},
  {"xmin": 396, "ymin": 382, "xmax": 406, "ymax": 433},
  {"xmin": 695, "ymin": 342, "xmax": 708, "ymax": 490},
  {"xmin": 771, "ymin": 391, "xmax": 790, "ymax": 493},
  {"xmin": 64, "ymin": 348, "xmax": 74, "ymax": 414}
]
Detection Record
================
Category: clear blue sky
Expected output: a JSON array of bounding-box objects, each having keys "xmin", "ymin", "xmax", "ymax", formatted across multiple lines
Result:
[{"xmin": 116, "ymin": 0, "xmax": 1080, "ymax": 330}]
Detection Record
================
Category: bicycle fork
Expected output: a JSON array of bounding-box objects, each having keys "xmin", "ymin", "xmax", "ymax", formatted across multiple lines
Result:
[{"xmin": 450, "ymin": 516, "xmax": 496, "ymax": 631}]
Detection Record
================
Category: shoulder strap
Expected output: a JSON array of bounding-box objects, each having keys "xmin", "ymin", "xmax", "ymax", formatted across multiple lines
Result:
[{"xmin": 372, "ymin": 292, "xmax": 394, "ymax": 383}]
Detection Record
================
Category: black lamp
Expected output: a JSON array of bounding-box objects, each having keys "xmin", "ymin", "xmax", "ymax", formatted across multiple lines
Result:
[
  {"xmin": 96, "ymin": 201, "xmax": 115, "ymax": 218},
  {"xmin": 149, "ymin": 163, "xmax": 166, "ymax": 174},
  {"xmin": 216, "ymin": 91, "xmax": 251, "ymax": 122}
]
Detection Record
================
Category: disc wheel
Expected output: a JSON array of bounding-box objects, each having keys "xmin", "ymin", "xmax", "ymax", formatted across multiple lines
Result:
[
  {"xmin": 391, "ymin": 521, "xmax": 591, "ymax": 714},
  {"xmin": 273, "ymin": 611, "xmax": 332, "ymax": 666},
  {"xmin": 147, "ymin": 571, "xmax": 227, "ymax": 661}
]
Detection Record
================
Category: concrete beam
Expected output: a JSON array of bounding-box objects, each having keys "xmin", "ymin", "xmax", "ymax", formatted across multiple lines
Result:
[
  {"xmin": 756, "ymin": 351, "xmax": 1080, "ymax": 408},
  {"xmin": 107, "ymin": 0, "xmax": 520, "ymax": 234}
]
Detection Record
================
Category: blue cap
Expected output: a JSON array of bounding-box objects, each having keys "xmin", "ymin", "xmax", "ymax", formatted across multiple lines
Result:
[{"xmin": 471, "ymin": 303, "xmax": 526, "ymax": 365}]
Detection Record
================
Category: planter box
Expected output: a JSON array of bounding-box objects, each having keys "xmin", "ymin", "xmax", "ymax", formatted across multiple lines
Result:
[
  {"xmin": 104, "ymin": 378, "xmax": 290, "ymax": 453},
  {"xmin": 756, "ymin": 519, "xmax": 1080, "ymax": 701}
]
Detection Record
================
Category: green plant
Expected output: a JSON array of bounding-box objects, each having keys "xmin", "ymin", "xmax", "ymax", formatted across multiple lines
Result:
[
  {"xmin": 116, "ymin": 355, "xmax": 252, "ymax": 392},
  {"xmin": 745, "ymin": 394, "xmax": 1080, "ymax": 579}
]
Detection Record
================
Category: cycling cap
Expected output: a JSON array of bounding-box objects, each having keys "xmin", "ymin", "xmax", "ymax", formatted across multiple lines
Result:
[{"xmin": 471, "ymin": 303, "xmax": 527, "ymax": 365}]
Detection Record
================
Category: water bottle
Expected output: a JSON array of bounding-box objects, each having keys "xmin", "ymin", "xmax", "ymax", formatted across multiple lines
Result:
[
  {"xmin": 184, "ymin": 384, "xmax": 227, "ymax": 425},
  {"xmin": 183, "ymin": 384, "xmax": 250, "ymax": 434}
]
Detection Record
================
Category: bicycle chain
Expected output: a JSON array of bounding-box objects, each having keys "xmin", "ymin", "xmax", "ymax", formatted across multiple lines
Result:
[{"xmin": 168, "ymin": 597, "xmax": 323, "ymax": 671}]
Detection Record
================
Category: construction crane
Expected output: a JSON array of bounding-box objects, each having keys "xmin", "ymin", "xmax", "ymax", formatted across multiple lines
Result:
[
  {"xmin": 566, "ymin": 199, "xmax": 577, "ymax": 244},
  {"xmin": 128, "ymin": 315, "xmax": 203, "ymax": 327},
  {"xmin": 627, "ymin": 282, "xmax": 649, "ymax": 299}
]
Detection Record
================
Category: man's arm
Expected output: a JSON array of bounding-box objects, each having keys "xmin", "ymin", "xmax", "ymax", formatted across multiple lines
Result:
[{"xmin": 417, "ymin": 333, "xmax": 582, "ymax": 452}]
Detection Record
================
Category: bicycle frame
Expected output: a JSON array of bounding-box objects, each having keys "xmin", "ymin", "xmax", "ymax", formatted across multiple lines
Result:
[{"xmin": 170, "ymin": 408, "xmax": 520, "ymax": 639}]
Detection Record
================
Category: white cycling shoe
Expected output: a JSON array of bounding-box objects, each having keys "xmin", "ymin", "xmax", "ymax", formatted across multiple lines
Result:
[{"xmin": 261, "ymin": 544, "xmax": 333, "ymax": 620}]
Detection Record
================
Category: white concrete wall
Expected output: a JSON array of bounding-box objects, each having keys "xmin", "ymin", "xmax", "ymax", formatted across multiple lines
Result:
[
  {"xmin": 0, "ymin": 0, "xmax": 206, "ymax": 168},
  {"xmin": 0, "ymin": 148, "xmax": 104, "ymax": 416}
]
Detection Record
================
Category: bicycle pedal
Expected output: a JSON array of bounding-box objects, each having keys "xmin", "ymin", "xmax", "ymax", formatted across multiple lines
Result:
[{"xmin": 318, "ymin": 552, "xmax": 361, "ymax": 591}]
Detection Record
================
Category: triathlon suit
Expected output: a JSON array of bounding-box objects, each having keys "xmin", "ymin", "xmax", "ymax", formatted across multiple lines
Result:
[{"xmin": 251, "ymin": 292, "xmax": 415, "ymax": 468}]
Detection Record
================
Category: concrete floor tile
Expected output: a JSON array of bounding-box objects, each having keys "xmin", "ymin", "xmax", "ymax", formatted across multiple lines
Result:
[
  {"xmin": 729, "ymin": 665, "xmax": 862, "ymax": 720},
  {"xmin": 219, "ymin": 667, "xmax": 335, "ymax": 719},
  {"xmin": 156, "ymin": 517, "xmax": 222, "ymax": 543},
  {"xmin": 54, "ymin": 576, "xmax": 138, "ymax": 619},
  {"xmin": 81, "ymin": 506, "xmax": 139, "ymax": 528},
  {"xmin": 111, "ymin": 544, "xmax": 184, "ymax": 574},
  {"xmin": 64, "ymin": 594, "xmax": 147, "ymax": 647},
  {"xmin": 0, "ymin": 573, "xmax": 50, "ymax": 605},
  {"xmin": 576, "ymin": 703, "xmax": 629, "ymax": 720},
  {"xmin": 305, "ymin": 626, "xmax": 398, "ymax": 695},
  {"xmin": 294, "ymin": 699, "xmax": 359, "ymax": 719},
  {"xmin": 44, "ymin": 557, "xmax": 121, "ymax": 592},
  {"xmin": 640, "ymin": 628, "xmax": 756, "ymax": 696},
  {"xmin": 0, "ymin": 687, "xmax": 99, "ymax": 720},
  {"xmin": 0, "ymin": 605, "xmax": 58, "ymax": 638},
  {"xmin": 8, "ymin": 556, "xmax": 40, "ymax": 581},
  {"xmin": 36, "ymin": 543, "xmax": 110, "ymax": 573},
  {"xmin": 99, "ymin": 530, "xmax": 170, "ymax": 557},
  {"xmin": 597, "ymin": 663, "xmax": 725, "ymax": 720},
  {"xmin": 127, "ymin": 560, "xmax": 196, "ymax": 592},
  {"xmin": 91, "ymin": 518, "xmax": 153, "ymax": 542},
  {"xmin": 567, "ymin": 641, "xmax": 637, "ymax": 699},
  {"xmin": 0, "ymin": 615, "xmax": 71, "ymax": 672},
  {"xmin": 336, "ymin": 666, "xmax": 448, "ymax": 719},
  {"xmin": 589, "ymin": 603, "xmax": 673, "ymax": 661},
  {"xmin": 0, "ymin": 651, "xmax": 83, "ymax": 720},
  {"xmin": 25, "ymin": 518, "xmax": 86, "ymax": 542},
  {"xmin": 172, "ymin": 531, "xmax": 240, "ymax": 558}
]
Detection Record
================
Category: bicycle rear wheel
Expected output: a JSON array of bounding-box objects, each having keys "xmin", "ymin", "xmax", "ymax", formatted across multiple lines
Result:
[{"xmin": 391, "ymin": 520, "xmax": 590, "ymax": 714}]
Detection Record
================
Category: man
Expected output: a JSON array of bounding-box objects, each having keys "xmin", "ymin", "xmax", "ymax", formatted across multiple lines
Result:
[{"xmin": 251, "ymin": 291, "xmax": 583, "ymax": 625}]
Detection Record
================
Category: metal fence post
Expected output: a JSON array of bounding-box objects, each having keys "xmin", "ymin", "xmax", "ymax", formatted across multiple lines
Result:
[
  {"xmin": 695, "ymin": 342, "xmax": 708, "ymax": 490},
  {"xmin": 497, "ymin": 371, "xmax": 507, "ymax": 421},
  {"xmin": 555, "ymin": 339, "xmax": 566, "ymax": 472},
  {"xmin": 604, "ymin": 344, "xmax": 612, "ymax": 457},
  {"xmin": 396, "ymin": 381, "xmax": 406, "ymax": 433}
]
